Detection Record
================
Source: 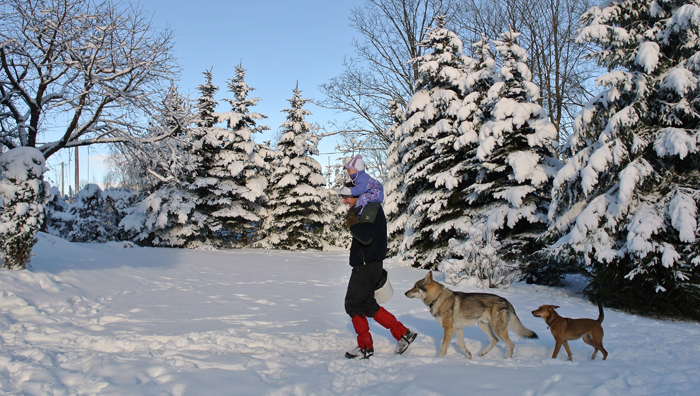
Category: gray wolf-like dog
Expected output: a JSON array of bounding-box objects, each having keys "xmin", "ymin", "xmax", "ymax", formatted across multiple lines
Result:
[
  {"xmin": 405, "ymin": 271, "xmax": 537, "ymax": 358},
  {"xmin": 531, "ymin": 303, "xmax": 608, "ymax": 361}
]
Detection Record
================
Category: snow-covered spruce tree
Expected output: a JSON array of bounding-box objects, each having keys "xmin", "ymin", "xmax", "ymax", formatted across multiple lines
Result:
[
  {"xmin": 195, "ymin": 68, "xmax": 220, "ymax": 129},
  {"xmin": 384, "ymin": 99, "xmax": 408, "ymax": 257},
  {"xmin": 399, "ymin": 16, "xmax": 471, "ymax": 269},
  {"xmin": 455, "ymin": 34, "xmax": 499, "ymax": 153},
  {"xmin": 254, "ymin": 138, "xmax": 276, "ymax": 205},
  {"xmin": 194, "ymin": 63, "xmax": 269, "ymax": 246},
  {"xmin": 102, "ymin": 82, "xmax": 195, "ymax": 192},
  {"xmin": 452, "ymin": 31, "xmax": 560, "ymax": 284},
  {"xmin": 439, "ymin": 35, "xmax": 508, "ymax": 286},
  {"xmin": 258, "ymin": 85, "xmax": 331, "ymax": 250},
  {"xmin": 546, "ymin": 0, "xmax": 700, "ymax": 319},
  {"xmin": 0, "ymin": 147, "xmax": 51, "ymax": 270}
]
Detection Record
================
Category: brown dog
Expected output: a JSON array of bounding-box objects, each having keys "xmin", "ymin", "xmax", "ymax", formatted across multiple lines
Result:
[{"xmin": 531, "ymin": 303, "xmax": 608, "ymax": 361}]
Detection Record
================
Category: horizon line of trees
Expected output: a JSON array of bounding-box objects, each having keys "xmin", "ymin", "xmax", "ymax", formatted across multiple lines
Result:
[{"xmin": 42, "ymin": 65, "xmax": 352, "ymax": 252}]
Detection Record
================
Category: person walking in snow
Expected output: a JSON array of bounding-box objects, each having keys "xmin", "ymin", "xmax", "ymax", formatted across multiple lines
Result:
[
  {"xmin": 340, "ymin": 183, "xmax": 417, "ymax": 359},
  {"xmin": 339, "ymin": 154, "xmax": 383, "ymax": 215}
]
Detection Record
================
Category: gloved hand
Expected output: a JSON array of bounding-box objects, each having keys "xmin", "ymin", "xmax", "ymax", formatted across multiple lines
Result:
[
  {"xmin": 346, "ymin": 207, "xmax": 360, "ymax": 227},
  {"xmin": 339, "ymin": 187, "xmax": 352, "ymax": 197}
]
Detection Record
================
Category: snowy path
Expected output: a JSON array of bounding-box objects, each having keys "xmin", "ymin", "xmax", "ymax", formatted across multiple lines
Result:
[{"xmin": 1, "ymin": 233, "xmax": 699, "ymax": 395}]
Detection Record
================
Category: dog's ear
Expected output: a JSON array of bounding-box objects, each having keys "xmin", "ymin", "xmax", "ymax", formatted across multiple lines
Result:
[
  {"xmin": 424, "ymin": 271, "xmax": 433, "ymax": 283},
  {"xmin": 552, "ymin": 305, "xmax": 560, "ymax": 310}
]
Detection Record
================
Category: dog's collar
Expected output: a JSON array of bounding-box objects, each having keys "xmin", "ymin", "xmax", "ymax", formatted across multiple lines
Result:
[
  {"xmin": 428, "ymin": 289, "xmax": 448, "ymax": 310},
  {"xmin": 545, "ymin": 315, "xmax": 559, "ymax": 328},
  {"xmin": 428, "ymin": 296, "xmax": 440, "ymax": 310}
]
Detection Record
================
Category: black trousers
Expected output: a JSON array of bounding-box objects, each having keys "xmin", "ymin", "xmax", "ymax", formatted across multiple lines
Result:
[{"xmin": 344, "ymin": 260, "xmax": 383, "ymax": 318}]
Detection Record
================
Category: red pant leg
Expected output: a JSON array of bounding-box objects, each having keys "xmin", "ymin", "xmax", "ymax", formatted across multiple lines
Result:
[
  {"xmin": 351, "ymin": 314, "xmax": 373, "ymax": 349},
  {"xmin": 372, "ymin": 307, "xmax": 407, "ymax": 341}
]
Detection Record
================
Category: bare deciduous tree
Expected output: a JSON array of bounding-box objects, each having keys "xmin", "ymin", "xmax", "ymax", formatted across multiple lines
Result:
[
  {"xmin": 321, "ymin": 0, "xmax": 596, "ymax": 164},
  {"xmin": 104, "ymin": 83, "xmax": 195, "ymax": 191},
  {"xmin": 0, "ymin": 0, "xmax": 179, "ymax": 160},
  {"xmin": 319, "ymin": 0, "xmax": 456, "ymax": 165}
]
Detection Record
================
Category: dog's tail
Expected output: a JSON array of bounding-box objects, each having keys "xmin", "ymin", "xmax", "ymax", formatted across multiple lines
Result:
[
  {"xmin": 597, "ymin": 302, "xmax": 604, "ymax": 323},
  {"xmin": 508, "ymin": 314, "xmax": 538, "ymax": 339}
]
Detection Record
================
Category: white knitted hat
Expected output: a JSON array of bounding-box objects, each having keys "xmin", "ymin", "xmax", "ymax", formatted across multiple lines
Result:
[{"xmin": 345, "ymin": 154, "xmax": 365, "ymax": 172}]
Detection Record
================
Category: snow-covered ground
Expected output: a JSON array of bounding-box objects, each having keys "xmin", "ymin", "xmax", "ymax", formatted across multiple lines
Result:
[{"xmin": 1, "ymin": 233, "xmax": 699, "ymax": 395}]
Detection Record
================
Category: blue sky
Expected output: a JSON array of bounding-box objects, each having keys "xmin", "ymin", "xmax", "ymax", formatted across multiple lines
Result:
[{"xmin": 46, "ymin": 0, "xmax": 364, "ymax": 189}]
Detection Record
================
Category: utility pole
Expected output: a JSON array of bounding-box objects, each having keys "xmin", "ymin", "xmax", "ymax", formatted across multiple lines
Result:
[
  {"xmin": 75, "ymin": 146, "xmax": 79, "ymax": 195},
  {"xmin": 61, "ymin": 162, "xmax": 65, "ymax": 198}
]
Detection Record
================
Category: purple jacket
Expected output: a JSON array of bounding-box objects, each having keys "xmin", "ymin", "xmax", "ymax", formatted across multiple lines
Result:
[{"xmin": 350, "ymin": 170, "xmax": 384, "ymax": 214}]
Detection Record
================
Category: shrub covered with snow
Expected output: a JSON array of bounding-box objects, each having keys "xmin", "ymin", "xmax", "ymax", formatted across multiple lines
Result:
[
  {"xmin": 67, "ymin": 185, "xmax": 110, "ymax": 242},
  {"xmin": 546, "ymin": 0, "xmax": 700, "ymax": 320},
  {"xmin": 45, "ymin": 184, "xmax": 141, "ymax": 243},
  {"xmin": 0, "ymin": 147, "xmax": 51, "ymax": 269},
  {"xmin": 45, "ymin": 187, "xmax": 72, "ymax": 238},
  {"xmin": 440, "ymin": 225, "xmax": 518, "ymax": 288},
  {"xmin": 119, "ymin": 186, "xmax": 200, "ymax": 247}
]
